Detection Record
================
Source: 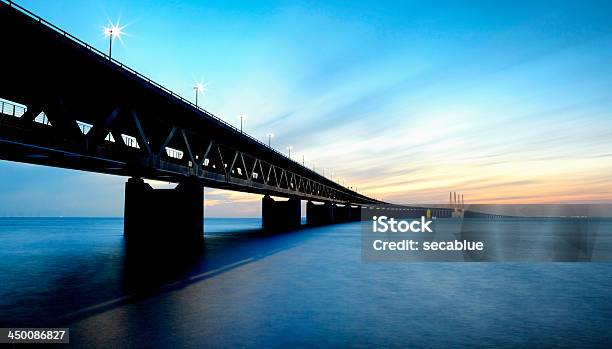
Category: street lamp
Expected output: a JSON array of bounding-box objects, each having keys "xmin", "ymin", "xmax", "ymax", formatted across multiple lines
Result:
[
  {"xmin": 194, "ymin": 83, "xmax": 205, "ymax": 107},
  {"xmin": 103, "ymin": 23, "xmax": 123, "ymax": 59},
  {"xmin": 266, "ymin": 133, "xmax": 274, "ymax": 147},
  {"xmin": 238, "ymin": 114, "xmax": 246, "ymax": 133},
  {"xmin": 286, "ymin": 145, "xmax": 293, "ymax": 159}
]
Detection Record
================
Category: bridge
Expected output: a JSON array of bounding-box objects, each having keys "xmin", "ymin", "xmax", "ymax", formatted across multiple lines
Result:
[{"xmin": 0, "ymin": 1, "xmax": 459, "ymax": 244}]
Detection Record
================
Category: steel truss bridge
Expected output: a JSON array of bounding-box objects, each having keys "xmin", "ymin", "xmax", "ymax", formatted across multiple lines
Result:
[{"xmin": 0, "ymin": 1, "xmax": 462, "ymax": 241}]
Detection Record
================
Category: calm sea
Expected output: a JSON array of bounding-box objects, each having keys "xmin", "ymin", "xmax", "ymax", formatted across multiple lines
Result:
[{"xmin": 1, "ymin": 217, "xmax": 611, "ymax": 348}]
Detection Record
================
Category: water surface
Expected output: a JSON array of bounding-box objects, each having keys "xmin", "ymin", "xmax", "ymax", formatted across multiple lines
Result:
[{"xmin": 0, "ymin": 217, "xmax": 611, "ymax": 348}]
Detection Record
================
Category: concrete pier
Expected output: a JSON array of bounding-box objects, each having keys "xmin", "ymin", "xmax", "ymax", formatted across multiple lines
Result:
[
  {"xmin": 262, "ymin": 195, "xmax": 301, "ymax": 231},
  {"xmin": 333, "ymin": 204, "xmax": 351, "ymax": 223},
  {"xmin": 124, "ymin": 177, "xmax": 204, "ymax": 244},
  {"xmin": 350, "ymin": 205, "xmax": 362, "ymax": 221},
  {"xmin": 307, "ymin": 202, "xmax": 362, "ymax": 225},
  {"xmin": 306, "ymin": 201, "xmax": 334, "ymax": 226}
]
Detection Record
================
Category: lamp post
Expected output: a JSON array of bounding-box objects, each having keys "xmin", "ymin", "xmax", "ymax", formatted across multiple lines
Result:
[
  {"xmin": 238, "ymin": 114, "xmax": 246, "ymax": 133},
  {"xmin": 266, "ymin": 133, "xmax": 274, "ymax": 147},
  {"xmin": 103, "ymin": 24, "xmax": 123, "ymax": 59},
  {"xmin": 194, "ymin": 83, "xmax": 204, "ymax": 107},
  {"xmin": 286, "ymin": 145, "xmax": 293, "ymax": 159}
]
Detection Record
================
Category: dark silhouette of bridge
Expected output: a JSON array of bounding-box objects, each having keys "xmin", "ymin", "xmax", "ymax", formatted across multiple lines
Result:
[{"xmin": 0, "ymin": 1, "xmax": 463, "ymax": 244}]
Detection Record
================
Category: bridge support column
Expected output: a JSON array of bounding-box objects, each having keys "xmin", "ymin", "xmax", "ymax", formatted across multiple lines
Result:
[
  {"xmin": 306, "ymin": 201, "xmax": 334, "ymax": 226},
  {"xmin": 262, "ymin": 195, "xmax": 301, "ymax": 231},
  {"xmin": 333, "ymin": 204, "xmax": 352, "ymax": 223},
  {"xmin": 124, "ymin": 177, "xmax": 204, "ymax": 245},
  {"xmin": 350, "ymin": 205, "xmax": 362, "ymax": 222}
]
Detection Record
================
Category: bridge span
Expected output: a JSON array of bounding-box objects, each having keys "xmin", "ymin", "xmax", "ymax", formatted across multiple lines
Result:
[{"xmin": 0, "ymin": 1, "xmax": 458, "ymax": 244}]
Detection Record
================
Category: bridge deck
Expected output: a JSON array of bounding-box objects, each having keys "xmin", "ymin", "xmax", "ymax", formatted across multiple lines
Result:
[{"xmin": 0, "ymin": 0, "xmax": 379, "ymax": 205}]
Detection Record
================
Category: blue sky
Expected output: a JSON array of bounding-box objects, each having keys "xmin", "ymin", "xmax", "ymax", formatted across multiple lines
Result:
[{"xmin": 1, "ymin": 0, "xmax": 612, "ymax": 216}]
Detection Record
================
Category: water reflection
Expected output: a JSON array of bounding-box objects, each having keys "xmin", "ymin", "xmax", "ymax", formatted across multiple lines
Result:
[
  {"xmin": 0, "ymin": 218, "xmax": 316, "ymax": 327},
  {"xmin": 70, "ymin": 223, "xmax": 319, "ymax": 324}
]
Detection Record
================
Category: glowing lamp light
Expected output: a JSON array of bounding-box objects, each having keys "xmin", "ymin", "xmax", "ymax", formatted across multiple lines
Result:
[
  {"xmin": 102, "ymin": 22, "xmax": 125, "ymax": 59},
  {"xmin": 103, "ymin": 25, "xmax": 123, "ymax": 38}
]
